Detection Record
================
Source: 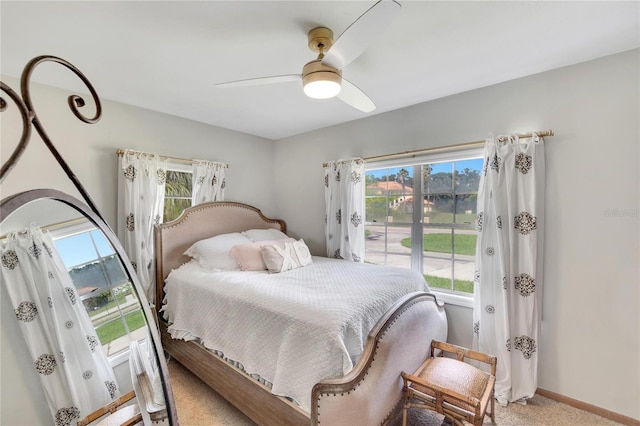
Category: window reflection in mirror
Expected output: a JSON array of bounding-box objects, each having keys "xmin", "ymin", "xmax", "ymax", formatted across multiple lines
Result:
[
  {"xmin": 1, "ymin": 194, "xmax": 170, "ymax": 425},
  {"xmin": 49, "ymin": 220, "xmax": 147, "ymax": 357},
  {"xmin": 0, "ymin": 197, "xmax": 152, "ymax": 366}
]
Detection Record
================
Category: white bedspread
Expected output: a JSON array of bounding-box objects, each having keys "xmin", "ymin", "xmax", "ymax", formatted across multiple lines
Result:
[{"xmin": 162, "ymin": 256, "xmax": 429, "ymax": 412}]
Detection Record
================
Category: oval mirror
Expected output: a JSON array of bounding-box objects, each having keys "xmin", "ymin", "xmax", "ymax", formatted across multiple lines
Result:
[{"xmin": 1, "ymin": 189, "xmax": 177, "ymax": 425}]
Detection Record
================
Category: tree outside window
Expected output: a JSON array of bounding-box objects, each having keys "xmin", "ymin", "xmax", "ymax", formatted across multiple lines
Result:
[{"xmin": 164, "ymin": 170, "xmax": 193, "ymax": 222}]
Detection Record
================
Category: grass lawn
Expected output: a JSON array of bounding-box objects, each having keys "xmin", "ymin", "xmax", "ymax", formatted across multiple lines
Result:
[
  {"xmin": 423, "ymin": 212, "xmax": 477, "ymax": 225},
  {"xmin": 401, "ymin": 233, "xmax": 477, "ymax": 255},
  {"xmin": 425, "ymin": 275, "xmax": 474, "ymax": 293},
  {"xmin": 96, "ymin": 310, "xmax": 146, "ymax": 344}
]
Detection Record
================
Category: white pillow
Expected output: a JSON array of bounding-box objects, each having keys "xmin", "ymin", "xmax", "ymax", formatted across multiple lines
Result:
[
  {"xmin": 242, "ymin": 228, "xmax": 289, "ymax": 242},
  {"xmin": 260, "ymin": 239, "xmax": 313, "ymax": 273},
  {"xmin": 184, "ymin": 232, "xmax": 252, "ymax": 270}
]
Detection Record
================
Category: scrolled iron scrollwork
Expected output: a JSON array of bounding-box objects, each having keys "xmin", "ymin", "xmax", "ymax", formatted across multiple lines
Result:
[
  {"xmin": 1, "ymin": 55, "xmax": 103, "ymax": 217},
  {"xmin": 0, "ymin": 81, "xmax": 33, "ymax": 183},
  {"xmin": 21, "ymin": 55, "xmax": 102, "ymax": 124}
]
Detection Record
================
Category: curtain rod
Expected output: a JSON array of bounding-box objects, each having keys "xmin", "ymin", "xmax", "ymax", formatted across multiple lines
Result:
[
  {"xmin": 322, "ymin": 129, "xmax": 554, "ymax": 167},
  {"xmin": 116, "ymin": 149, "xmax": 229, "ymax": 168},
  {"xmin": 0, "ymin": 217, "xmax": 86, "ymax": 240}
]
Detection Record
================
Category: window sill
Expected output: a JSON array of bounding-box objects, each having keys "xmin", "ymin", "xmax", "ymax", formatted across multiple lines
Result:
[
  {"xmin": 109, "ymin": 348, "xmax": 130, "ymax": 367},
  {"xmin": 430, "ymin": 291, "xmax": 474, "ymax": 309},
  {"xmin": 108, "ymin": 339, "xmax": 150, "ymax": 368}
]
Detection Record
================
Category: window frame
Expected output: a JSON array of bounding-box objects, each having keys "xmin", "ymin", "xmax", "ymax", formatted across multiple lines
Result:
[
  {"xmin": 365, "ymin": 147, "xmax": 483, "ymax": 308},
  {"xmin": 48, "ymin": 219, "xmax": 148, "ymax": 365},
  {"xmin": 163, "ymin": 162, "xmax": 193, "ymax": 223}
]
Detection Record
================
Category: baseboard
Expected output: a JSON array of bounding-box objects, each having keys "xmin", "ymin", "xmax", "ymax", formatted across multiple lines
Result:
[{"xmin": 536, "ymin": 388, "xmax": 640, "ymax": 426}]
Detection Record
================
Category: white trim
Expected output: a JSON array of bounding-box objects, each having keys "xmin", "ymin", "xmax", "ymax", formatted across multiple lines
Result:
[
  {"xmin": 108, "ymin": 338, "xmax": 151, "ymax": 367},
  {"xmin": 109, "ymin": 347, "xmax": 130, "ymax": 367},
  {"xmin": 431, "ymin": 290, "xmax": 474, "ymax": 308},
  {"xmin": 365, "ymin": 147, "xmax": 483, "ymax": 170},
  {"xmin": 166, "ymin": 161, "xmax": 192, "ymax": 173},
  {"xmin": 47, "ymin": 218, "xmax": 94, "ymax": 240}
]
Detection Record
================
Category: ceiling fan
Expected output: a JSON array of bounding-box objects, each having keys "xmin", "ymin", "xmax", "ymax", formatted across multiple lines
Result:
[{"xmin": 215, "ymin": 0, "xmax": 401, "ymax": 113}]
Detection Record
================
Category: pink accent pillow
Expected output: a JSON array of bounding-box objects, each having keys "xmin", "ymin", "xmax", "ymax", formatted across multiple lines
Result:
[{"xmin": 230, "ymin": 238, "xmax": 296, "ymax": 271}]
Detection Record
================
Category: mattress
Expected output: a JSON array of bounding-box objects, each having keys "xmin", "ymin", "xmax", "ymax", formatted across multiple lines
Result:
[{"xmin": 161, "ymin": 256, "xmax": 429, "ymax": 412}]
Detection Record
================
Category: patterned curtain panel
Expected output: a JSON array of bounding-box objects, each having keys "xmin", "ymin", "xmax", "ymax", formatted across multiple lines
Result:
[
  {"xmin": 192, "ymin": 161, "xmax": 226, "ymax": 205},
  {"xmin": 473, "ymin": 134, "xmax": 545, "ymax": 406},
  {"xmin": 0, "ymin": 226, "xmax": 119, "ymax": 426},
  {"xmin": 324, "ymin": 159, "xmax": 366, "ymax": 262},
  {"xmin": 117, "ymin": 151, "xmax": 167, "ymax": 302}
]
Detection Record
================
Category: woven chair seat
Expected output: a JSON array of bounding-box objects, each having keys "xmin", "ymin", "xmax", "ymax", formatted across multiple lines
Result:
[
  {"xmin": 401, "ymin": 341, "xmax": 497, "ymax": 426},
  {"xmin": 410, "ymin": 357, "xmax": 490, "ymax": 414}
]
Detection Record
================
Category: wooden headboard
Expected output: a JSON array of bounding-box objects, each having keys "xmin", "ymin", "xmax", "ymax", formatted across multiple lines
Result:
[{"xmin": 153, "ymin": 201, "xmax": 285, "ymax": 310}]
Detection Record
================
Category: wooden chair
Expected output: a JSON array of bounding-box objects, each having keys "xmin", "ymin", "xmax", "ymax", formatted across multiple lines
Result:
[
  {"xmin": 401, "ymin": 340, "xmax": 496, "ymax": 426},
  {"xmin": 77, "ymin": 341, "xmax": 167, "ymax": 426},
  {"xmin": 76, "ymin": 390, "xmax": 142, "ymax": 426}
]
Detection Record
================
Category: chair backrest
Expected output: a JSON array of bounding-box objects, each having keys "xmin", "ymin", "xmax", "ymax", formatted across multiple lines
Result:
[{"xmin": 431, "ymin": 340, "xmax": 497, "ymax": 376}]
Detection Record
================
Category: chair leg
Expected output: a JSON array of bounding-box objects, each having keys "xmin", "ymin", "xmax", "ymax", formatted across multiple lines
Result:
[
  {"xmin": 402, "ymin": 406, "xmax": 408, "ymax": 426},
  {"xmin": 490, "ymin": 395, "xmax": 495, "ymax": 422}
]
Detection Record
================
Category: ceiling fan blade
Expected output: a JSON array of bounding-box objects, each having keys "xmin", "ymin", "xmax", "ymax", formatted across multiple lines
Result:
[
  {"xmin": 322, "ymin": 0, "xmax": 401, "ymax": 70},
  {"xmin": 338, "ymin": 78, "xmax": 376, "ymax": 113},
  {"xmin": 215, "ymin": 74, "xmax": 301, "ymax": 88}
]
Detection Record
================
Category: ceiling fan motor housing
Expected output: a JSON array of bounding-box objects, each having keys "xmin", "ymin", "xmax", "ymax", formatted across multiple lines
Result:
[{"xmin": 307, "ymin": 27, "xmax": 334, "ymax": 53}]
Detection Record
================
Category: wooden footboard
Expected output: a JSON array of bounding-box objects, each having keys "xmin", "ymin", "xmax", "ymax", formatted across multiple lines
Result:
[
  {"xmin": 312, "ymin": 292, "xmax": 447, "ymax": 426},
  {"xmin": 162, "ymin": 291, "xmax": 447, "ymax": 426}
]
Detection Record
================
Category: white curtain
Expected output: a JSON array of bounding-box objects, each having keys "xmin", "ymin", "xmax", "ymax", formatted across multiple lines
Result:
[
  {"xmin": 117, "ymin": 151, "xmax": 167, "ymax": 303},
  {"xmin": 473, "ymin": 133, "xmax": 545, "ymax": 406},
  {"xmin": 324, "ymin": 159, "xmax": 366, "ymax": 262},
  {"xmin": 192, "ymin": 161, "xmax": 226, "ymax": 205},
  {"xmin": 0, "ymin": 226, "xmax": 119, "ymax": 426}
]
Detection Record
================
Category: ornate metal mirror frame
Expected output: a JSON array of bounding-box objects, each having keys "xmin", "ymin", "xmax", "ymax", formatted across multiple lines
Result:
[{"xmin": 1, "ymin": 55, "xmax": 178, "ymax": 425}]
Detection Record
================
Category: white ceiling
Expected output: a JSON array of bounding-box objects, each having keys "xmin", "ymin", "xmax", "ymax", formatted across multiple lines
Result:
[{"xmin": 2, "ymin": 1, "xmax": 639, "ymax": 140}]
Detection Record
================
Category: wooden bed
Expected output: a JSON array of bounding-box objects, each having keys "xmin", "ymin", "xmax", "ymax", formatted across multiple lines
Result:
[{"xmin": 154, "ymin": 201, "xmax": 448, "ymax": 426}]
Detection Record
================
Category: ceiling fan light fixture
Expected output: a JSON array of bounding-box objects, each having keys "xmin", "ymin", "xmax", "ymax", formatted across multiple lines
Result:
[
  {"xmin": 302, "ymin": 59, "xmax": 342, "ymax": 99},
  {"xmin": 303, "ymin": 74, "xmax": 341, "ymax": 99}
]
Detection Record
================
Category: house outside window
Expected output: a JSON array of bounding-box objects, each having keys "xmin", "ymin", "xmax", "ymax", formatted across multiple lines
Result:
[
  {"xmin": 364, "ymin": 148, "xmax": 483, "ymax": 306},
  {"xmin": 51, "ymin": 220, "xmax": 147, "ymax": 357}
]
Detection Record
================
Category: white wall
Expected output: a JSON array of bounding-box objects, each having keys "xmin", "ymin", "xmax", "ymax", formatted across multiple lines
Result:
[
  {"xmin": 2, "ymin": 49, "xmax": 638, "ymax": 423},
  {"xmin": 274, "ymin": 49, "xmax": 640, "ymax": 420},
  {"xmin": 0, "ymin": 76, "xmax": 278, "ymax": 225},
  {"xmin": 0, "ymin": 77, "xmax": 276, "ymax": 425}
]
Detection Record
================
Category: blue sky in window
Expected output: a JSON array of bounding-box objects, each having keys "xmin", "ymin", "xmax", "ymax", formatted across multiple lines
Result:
[
  {"xmin": 367, "ymin": 158, "xmax": 483, "ymax": 179},
  {"xmin": 54, "ymin": 230, "xmax": 115, "ymax": 268}
]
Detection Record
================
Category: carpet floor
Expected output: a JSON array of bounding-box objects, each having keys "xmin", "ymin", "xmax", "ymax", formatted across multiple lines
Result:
[{"xmin": 167, "ymin": 358, "xmax": 622, "ymax": 425}]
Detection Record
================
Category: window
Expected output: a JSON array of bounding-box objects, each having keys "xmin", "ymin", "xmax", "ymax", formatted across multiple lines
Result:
[
  {"xmin": 163, "ymin": 165, "xmax": 193, "ymax": 222},
  {"xmin": 51, "ymin": 220, "xmax": 147, "ymax": 357},
  {"xmin": 365, "ymin": 149, "xmax": 483, "ymax": 305}
]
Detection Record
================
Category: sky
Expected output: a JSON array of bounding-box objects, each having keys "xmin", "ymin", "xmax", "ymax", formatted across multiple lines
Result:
[
  {"xmin": 366, "ymin": 158, "xmax": 483, "ymax": 179},
  {"xmin": 54, "ymin": 229, "xmax": 115, "ymax": 268}
]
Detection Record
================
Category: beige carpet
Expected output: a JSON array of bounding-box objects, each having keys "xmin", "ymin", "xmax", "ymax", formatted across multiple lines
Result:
[{"xmin": 167, "ymin": 359, "xmax": 622, "ymax": 425}]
